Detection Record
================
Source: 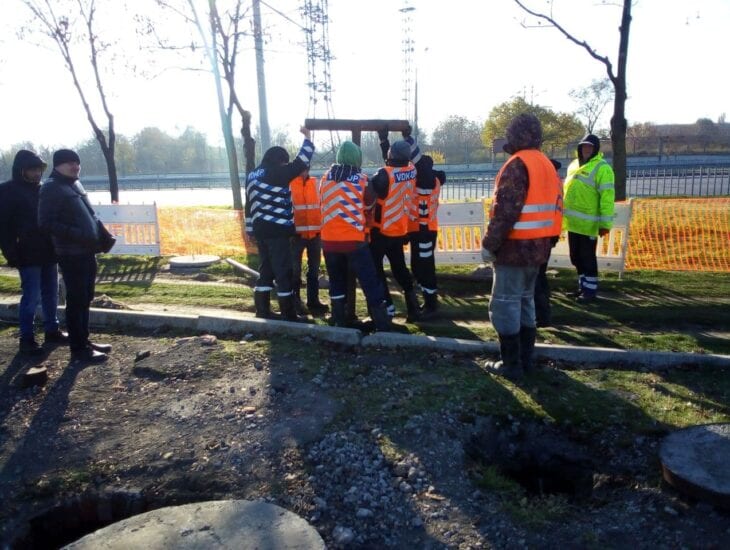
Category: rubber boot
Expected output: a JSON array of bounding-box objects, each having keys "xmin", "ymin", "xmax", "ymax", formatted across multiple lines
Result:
[
  {"xmin": 419, "ymin": 292, "xmax": 439, "ymax": 321},
  {"xmin": 484, "ymin": 333, "xmax": 523, "ymax": 380},
  {"xmin": 519, "ymin": 326, "xmax": 537, "ymax": 374},
  {"xmin": 278, "ymin": 295, "xmax": 305, "ymax": 322},
  {"xmin": 330, "ymin": 299, "xmax": 346, "ymax": 327},
  {"xmin": 404, "ymin": 288, "xmax": 422, "ymax": 322},
  {"xmin": 370, "ymin": 301, "xmax": 392, "ymax": 332},
  {"xmin": 254, "ymin": 291, "xmax": 274, "ymax": 319},
  {"xmin": 306, "ymin": 286, "xmax": 329, "ymax": 315}
]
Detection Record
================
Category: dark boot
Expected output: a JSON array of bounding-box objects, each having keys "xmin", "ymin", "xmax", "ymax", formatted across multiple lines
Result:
[
  {"xmin": 330, "ymin": 299, "xmax": 346, "ymax": 327},
  {"xmin": 306, "ymin": 286, "xmax": 329, "ymax": 315},
  {"xmin": 254, "ymin": 291, "xmax": 274, "ymax": 319},
  {"xmin": 420, "ymin": 292, "xmax": 439, "ymax": 321},
  {"xmin": 278, "ymin": 295, "xmax": 305, "ymax": 322},
  {"xmin": 404, "ymin": 289, "xmax": 422, "ymax": 322},
  {"xmin": 370, "ymin": 301, "xmax": 392, "ymax": 332},
  {"xmin": 293, "ymin": 290, "xmax": 307, "ymax": 316},
  {"xmin": 44, "ymin": 329, "xmax": 69, "ymax": 344},
  {"xmin": 484, "ymin": 333, "xmax": 523, "ymax": 380},
  {"xmin": 71, "ymin": 346, "xmax": 108, "ymax": 363},
  {"xmin": 19, "ymin": 336, "xmax": 44, "ymax": 356},
  {"xmin": 519, "ymin": 326, "xmax": 537, "ymax": 374}
]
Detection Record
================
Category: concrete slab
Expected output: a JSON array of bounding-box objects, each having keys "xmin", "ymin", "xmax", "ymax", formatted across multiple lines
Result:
[
  {"xmin": 197, "ymin": 314, "xmax": 362, "ymax": 346},
  {"xmin": 63, "ymin": 499, "xmax": 324, "ymax": 549},
  {"xmin": 660, "ymin": 423, "xmax": 730, "ymax": 509},
  {"xmin": 169, "ymin": 255, "xmax": 221, "ymax": 268},
  {"xmin": 90, "ymin": 308, "xmax": 199, "ymax": 332},
  {"xmin": 363, "ymin": 332, "xmax": 499, "ymax": 354}
]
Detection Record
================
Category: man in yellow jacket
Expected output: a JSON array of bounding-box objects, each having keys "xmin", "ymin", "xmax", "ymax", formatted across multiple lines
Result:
[{"xmin": 562, "ymin": 134, "xmax": 615, "ymax": 304}]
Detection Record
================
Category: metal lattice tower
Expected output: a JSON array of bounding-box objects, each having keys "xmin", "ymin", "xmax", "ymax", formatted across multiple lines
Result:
[
  {"xmin": 400, "ymin": 2, "xmax": 416, "ymax": 122},
  {"xmin": 301, "ymin": 0, "xmax": 334, "ymax": 120}
]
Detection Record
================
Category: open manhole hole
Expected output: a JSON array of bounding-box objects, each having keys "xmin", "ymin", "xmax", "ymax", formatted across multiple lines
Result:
[{"xmin": 9, "ymin": 489, "xmax": 150, "ymax": 549}]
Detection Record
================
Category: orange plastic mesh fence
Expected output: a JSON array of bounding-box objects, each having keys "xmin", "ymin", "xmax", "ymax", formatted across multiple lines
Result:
[
  {"xmin": 158, "ymin": 207, "xmax": 247, "ymax": 256},
  {"xmin": 625, "ymin": 198, "xmax": 730, "ymax": 272},
  {"xmin": 155, "ymin": 200, "xmax": 729, "ymax": 272}
]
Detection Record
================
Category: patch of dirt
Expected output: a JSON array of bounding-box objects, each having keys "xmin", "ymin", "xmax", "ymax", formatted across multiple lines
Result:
[{"xmin": 0, "ymin": 328, "xmax": 729, "ymax": 548}]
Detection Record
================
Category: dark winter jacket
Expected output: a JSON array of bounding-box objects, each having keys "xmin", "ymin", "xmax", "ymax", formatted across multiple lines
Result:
[
  {"xmin": 38, "ymin": 169, "xmax": 101, "ymax": 256},
  {"xmin": 245, "ymin": 139, "xmax": 314, "ymax": 239},
  {"xmin": 482, "ymin": 114, "xmax": 553, "ymax": 266},
  {"xmin": 0, "ymin": 150, "xmax": 56, "ymax": 267}
]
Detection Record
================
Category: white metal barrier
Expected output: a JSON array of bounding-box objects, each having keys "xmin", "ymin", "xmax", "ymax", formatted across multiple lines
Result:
[
  {"xmin": 421, "ymin": 200, "xmax": 633, "ymax": 276},
  {"xmin": 94, "ymin": 204, "xmax": 161, "ymax": 255}
]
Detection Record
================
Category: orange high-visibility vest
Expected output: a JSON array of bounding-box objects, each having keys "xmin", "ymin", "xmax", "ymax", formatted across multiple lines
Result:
[
  {"xmin": 492, "ymin": 149, "xmax": 562, "ymax": 240},
  {"xmin": 372, "ymin": 164, "xmax": 416, "ymax": 237},
  {"xmin": 320, "ymin": 172, "xmax": 369, "ymax": 242},
  {"xmin": 408, "ymin": 176, "xmax": 441, "ymax": 233},
  {"xmin": 290, "ymin": 175, "xmax": 321, "ymax": 239}
]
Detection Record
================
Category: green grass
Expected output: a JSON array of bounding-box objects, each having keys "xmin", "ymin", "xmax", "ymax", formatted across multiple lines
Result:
[{"xmin": 1, "ymin": 257, "xmax": 728, "ymax": 354}]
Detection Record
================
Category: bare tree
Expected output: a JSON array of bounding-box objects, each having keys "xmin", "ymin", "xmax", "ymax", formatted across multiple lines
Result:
[
  {"xmin": 147, "ymin": 0, "xmax": 255, "ymax": 210},
  {"xmin": 514, "ymin": 0, "xmax": 632, "ymax": 200},
  {"xmin": 209, "ymin": 1, "xmax": 256, "ymax": 177},
  {"xmin": 21, "ymin": 0, "xmax": 120, "ymax": 202},
  {"xmin": 569, "ymin": 78, "xmax": 615, "ymax": 134}
]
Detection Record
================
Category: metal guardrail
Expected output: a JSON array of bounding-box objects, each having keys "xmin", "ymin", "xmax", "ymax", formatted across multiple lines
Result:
[{"xmin": 81, "ymin": 165, "xmax": 730, "ymax": 199}]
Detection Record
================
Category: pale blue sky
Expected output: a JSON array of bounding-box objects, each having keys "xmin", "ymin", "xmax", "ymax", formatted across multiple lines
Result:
[{"xmin": 1, "ymin": 0, "xmax": 728, "ymax": 150}]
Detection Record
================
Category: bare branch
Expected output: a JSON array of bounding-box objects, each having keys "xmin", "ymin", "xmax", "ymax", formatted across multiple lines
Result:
[{"xmin": 513, "ymin": 0, "xmax": 616, "ymax": 83}]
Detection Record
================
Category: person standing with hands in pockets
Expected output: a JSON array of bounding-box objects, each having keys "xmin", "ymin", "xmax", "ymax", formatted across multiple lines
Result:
[{"xmin": 562, "ymin": 134, "xmax": 615, "ymax": 304}]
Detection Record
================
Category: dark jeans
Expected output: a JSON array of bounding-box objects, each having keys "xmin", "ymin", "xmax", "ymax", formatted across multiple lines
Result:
[
  {"xmin": 255, "ymin": 234, "xmax": 294, "ymax": 296},
  {"xmin": 58, "ymin": 254, "xmax": 97, "ymax": 352},
  {"xmin": 568, "ymin": 232, "xmax": 599, "ymax": 296},
  {"xmin": 369, "ymin": 230, "xmax": 414, "ymax": 308},
  {"xmin": 291, "ymin": 235, "xmax": 322, "ymax": 298},
  {"xmin": 18, "ymin": 263, "xmax": 60, "ymax": 339},
  {"xmin": 325, "ymin": 244, "xmax": 384, "ymax": 308},
  {"xmin": 409, "ymin": 229, "xmax": 438, "ymax": 294}
]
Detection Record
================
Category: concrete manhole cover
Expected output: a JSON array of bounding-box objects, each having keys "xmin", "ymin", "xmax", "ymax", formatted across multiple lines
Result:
[
  {"xmin": 169, "ymin": 255, "xmax": 220, "ymax": 268},
  {"xmin": 63, "ymin": 499, "xmax": 325, "ymax": 549},
  {"xmin": 660, "ymin": 423, "xmax": 730, "ymax": 509}
]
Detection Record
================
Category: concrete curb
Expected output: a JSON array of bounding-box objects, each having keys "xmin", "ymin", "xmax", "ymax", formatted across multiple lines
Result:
[{"xmin": 1, "ymin": 303, "xmax": 728, "ymax": 369}]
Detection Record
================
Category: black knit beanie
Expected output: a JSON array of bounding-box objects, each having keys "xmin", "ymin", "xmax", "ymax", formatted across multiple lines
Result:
[{"xmin": 53, "ymin": 149, "xmax": 81, "ymax": 167}]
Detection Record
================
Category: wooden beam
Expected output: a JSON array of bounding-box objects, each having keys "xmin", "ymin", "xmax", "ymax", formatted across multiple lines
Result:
[{"xmin": 304, "ymin": 119, "xmax": 411, "ymax": 132}]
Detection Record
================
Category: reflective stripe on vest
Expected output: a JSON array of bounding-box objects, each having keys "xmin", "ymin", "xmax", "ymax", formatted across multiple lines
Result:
[
  {"xmin": 290, "ymin": 175, "xmax": 322, "ymax": 238},
  {"xmin": 320, "ymin": 172, "xmax": 368, "ymax": 242},
  {"xmin": 492, "ymin": 150, "xmax": 563, "ymax": 240},
  {"xmin": 376, "ymin": 165, "xmax": 416, "ymax": 237},
  {"xmin": 246, "ymin": 168, "xmax": 294, "ymax": 227},
  {"xmin": 408, "ymin": 177, "xmax": 441, "ymax": 232}
]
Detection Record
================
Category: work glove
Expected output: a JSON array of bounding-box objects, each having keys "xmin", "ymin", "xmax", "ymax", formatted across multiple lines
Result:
[
  {"xmin": 401, "ymin": 124, "xmax": 412, "ymax": 138},
  {"xmin": 377, "ymin": 127, "xmax": 389, "ymax": 142},
  {"xmin": 598, "ymin": 228, "xmax": 610, "ymax": 238},
  {"xmin": 481, "ymin": 247, "xmax": 496, "ymax": 264}
]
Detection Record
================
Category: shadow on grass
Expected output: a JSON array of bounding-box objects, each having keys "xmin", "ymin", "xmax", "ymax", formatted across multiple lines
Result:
[{"xmin": 95, "ymin": 256, "xmax": 163, "ymax": 288}]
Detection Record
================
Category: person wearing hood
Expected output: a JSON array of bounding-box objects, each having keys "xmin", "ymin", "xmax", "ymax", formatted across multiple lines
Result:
[
  {"xmin": 368, "ymin": 131, "xmax": 420, "ymax": 322},
  {"xmin": 481, "ymin": 114, "xmax": 562, "ymax": 379},
  {"xmin": 245, "ymin": 126, "xmax": 315, "ymax": 321},
  {"xmin": 319, "ymin": 141, "xmax": 390, "ymax": 331},
  {"xmin": 562, "ymin": 134, "xmax": 615, "ymax": 303},
  {"xmin": 38, "ymin": 149, "xmax": 114, "ymax": 363},
  {"xmin": 0, "ymin": 150, "xmax": 68, "ymax": 354}
]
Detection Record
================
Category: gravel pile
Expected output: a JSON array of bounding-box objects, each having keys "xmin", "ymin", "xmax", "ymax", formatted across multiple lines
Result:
[{"xmin": 306, "ymin": 428, "xmax": 429, "ymax": 547}]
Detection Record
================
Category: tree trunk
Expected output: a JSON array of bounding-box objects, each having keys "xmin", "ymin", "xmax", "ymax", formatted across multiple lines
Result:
[
  {"xmin": 102, "ymin": 148, "xmax": 119, "ymax": 204},
  {"xmin": 610, "ymin": 0, "xmax": 632, "ymax": 202}
]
